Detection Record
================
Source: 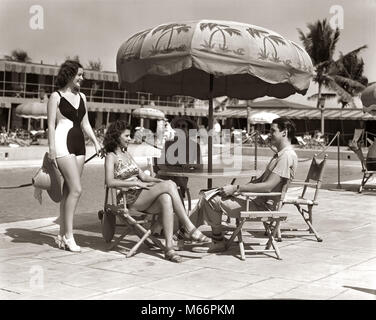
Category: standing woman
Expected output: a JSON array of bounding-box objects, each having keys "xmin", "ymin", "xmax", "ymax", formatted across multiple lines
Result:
[{"xmin": 47, "ymin": 60, "xmax": 102, "ymax": 252}]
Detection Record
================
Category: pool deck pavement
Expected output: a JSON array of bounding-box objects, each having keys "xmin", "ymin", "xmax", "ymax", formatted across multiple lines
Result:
[{"xmin": 1, "ymin": 177, "xmax": 375, "ymax": 300}]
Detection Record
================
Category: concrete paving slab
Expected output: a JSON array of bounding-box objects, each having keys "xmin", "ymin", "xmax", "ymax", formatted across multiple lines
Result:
[
  {"xmin": 275, "ymin": 283, "xmax": 349, "ymax": 300},
  {"xmin": 331, "ymin": 287, "xmax": 376, "ymax": 300},
  {"xmin": 216, "ymin": 277, "xmax": 305, "ymax": 299},
  {"xmin": 313, "ymin": 269, "xmax": 376, "ymax": 289},
  {"xmin": 143, "ymin": 268, "xmax": 267, "ymax": 299},
  {"xmin": 89, "ymin": 286, "xmax": 201, "ymax": 300}
]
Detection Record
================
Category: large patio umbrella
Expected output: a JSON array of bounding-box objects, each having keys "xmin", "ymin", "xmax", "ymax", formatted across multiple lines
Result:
[
  {"xmin": 116, "ymin": 19, "xmax": 313, "ymax": 187},
  {"xmin": 361, "ymin": 83, "xmax": 376, "ymax": 115},
  {"xmin": 15, "ymin": 101, "xmax": 47, "ymax": 119}
]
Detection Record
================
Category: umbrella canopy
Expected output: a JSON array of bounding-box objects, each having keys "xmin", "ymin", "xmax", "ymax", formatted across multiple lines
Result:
[
  {"xmin": 15, "ymin": 101, "xmax": 47, "ymax": 119},
  {"xmin": 117, "ymin": 20, "xmax": 313, "ymax": 98},
  {"xmin": 132, "ymin": 107, "xmax": 165, "ymax": 120},
  {"xmin": 361, "ymin": 84, "xmax": 376, "ymax": 115},
  {"xmin": 249, "ymin": 111, "xmax": 279, "ymax": 124},
  {"xmin": 117, "ymin": 19, "xmax": 313, "ymax": 187}
]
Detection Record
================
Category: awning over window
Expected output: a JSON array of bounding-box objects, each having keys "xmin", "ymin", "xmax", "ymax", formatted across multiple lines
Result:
[
  {"xmin": 87, "ymin": 102, "xmax": 133, "ymax": 113},
  {"xmin": 215, "ymin": 108, "xmax": 376, "ymax": 121},
  {"xmin": 0, "ymin": 60, "xmax": 119, "ymax": 82}
]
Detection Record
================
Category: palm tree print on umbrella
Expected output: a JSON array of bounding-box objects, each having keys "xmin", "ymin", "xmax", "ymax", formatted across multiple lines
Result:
[
  {"xmin": 120, "ymin": 29, "xmax": 151, "ymax": 62},
  {"xmin": 199, "ymin": 23, "xmax": 243, "ymax": 55},
  {"xmin": 288, "ymin": 41, "xmax": 313, "ymax": 72},
  {"xmin": 149, "ymin": 23, "xmax": 191, "ymax": 55},
  {"xmin": 246, "ymin": 27, "xmax": 286, "ymax": 62}
]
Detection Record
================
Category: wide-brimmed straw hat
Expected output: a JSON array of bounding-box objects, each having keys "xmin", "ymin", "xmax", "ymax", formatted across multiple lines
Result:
[{"xmin": 32, "ymin": 152, "xmax": 62, "ymax": 202}]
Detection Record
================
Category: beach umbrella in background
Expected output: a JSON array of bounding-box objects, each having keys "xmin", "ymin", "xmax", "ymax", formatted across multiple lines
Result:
[
  {"xmin": 249, "ymin": 111, "xmax": 280, "ymax": 124},
  {"xmin": 132, "ymin": 107, "xmax": 165, "ymax": 120},
  {"xmin": 15, "ymin": 101, "xmax": 47, "ymax": 131},
  {"xmin": 361, "ymin": 83, "xmax": 376, "ymax": 116},
  {"xmin": 15, "ymin": 101, "xmax": 47, "ymax": 119},
  {"xmin": 116, "ymin": 19, "xmax": 313, "ymax": 187}
]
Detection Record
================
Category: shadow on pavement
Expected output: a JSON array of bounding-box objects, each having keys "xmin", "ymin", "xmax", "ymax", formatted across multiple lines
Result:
[{"xmin": 322, "ymin": 183, "xmax": 376, "ymax": 194}]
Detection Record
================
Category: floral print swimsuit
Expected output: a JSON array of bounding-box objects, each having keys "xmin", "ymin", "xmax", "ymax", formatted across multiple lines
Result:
[{"xmin": 114, "ymin": 152, "xmax": 143, "ymax": 207}]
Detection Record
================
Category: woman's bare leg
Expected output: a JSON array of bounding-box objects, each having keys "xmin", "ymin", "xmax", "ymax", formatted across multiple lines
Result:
[
  {"xmin": 144, "ymin": 193, "xmax": 175, "ymax": 249},
  {"xmin": 131, "ymin": 180, "xmax": 196, "ymax": 233},
  {"xmin": 56, "ymin": 155, "xmax": 83, "ymax": 238}
]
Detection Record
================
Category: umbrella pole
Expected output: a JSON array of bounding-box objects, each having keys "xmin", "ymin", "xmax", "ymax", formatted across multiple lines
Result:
[{"xmin": 208, "ymin": 74, "xmax": 214, "ymax": 189}]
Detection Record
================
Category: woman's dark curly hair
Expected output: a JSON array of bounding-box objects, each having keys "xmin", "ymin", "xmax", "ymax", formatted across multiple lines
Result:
[
  {"xmin": 55, "ymin": 60, "xmax": 83, "ymax": 89},
  {"xmin": 103, "ymin": 120, "xmax": 132, "ymax": 153}
]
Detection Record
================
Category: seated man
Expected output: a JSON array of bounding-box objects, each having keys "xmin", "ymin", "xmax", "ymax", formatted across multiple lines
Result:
[{"xmin": 189, "ymin": 117, "xmax": 298, "ymax": 252}]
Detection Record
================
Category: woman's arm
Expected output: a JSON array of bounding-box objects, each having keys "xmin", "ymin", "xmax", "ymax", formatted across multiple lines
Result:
[
  {"xmin": 126, "ymin": 152, "xmax": 162, "ymax": 183},
  {"xmin": 79, "ymin": 93, "xmax": 102, "ymax": 154},
  {"xmin": 105, "ymin": 154, "xmax": 154, "ymax": 189},
  {"xmin": 47, "ymin": 92, "xmax": 59, "ymax": 167},
  {"xmin": 138, "ymin": 169, "xmax": 163, "ymax": 183}
]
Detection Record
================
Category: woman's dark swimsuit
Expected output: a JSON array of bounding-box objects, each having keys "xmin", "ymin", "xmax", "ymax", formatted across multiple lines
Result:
[{"xmin": 55, "ymin": 91, "xmax": 86, "ymax": 158}]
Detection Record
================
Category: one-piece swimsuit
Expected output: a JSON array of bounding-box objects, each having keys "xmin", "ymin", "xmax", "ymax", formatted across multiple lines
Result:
[{"xmin": 55, "ymin": 91, "xmax": 86, "ymax": 158}]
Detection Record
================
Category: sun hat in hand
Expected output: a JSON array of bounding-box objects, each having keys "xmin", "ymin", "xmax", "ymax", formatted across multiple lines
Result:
[{"xmin": 32, "ymin": 152, "xmax": 62, "ymax": 203}]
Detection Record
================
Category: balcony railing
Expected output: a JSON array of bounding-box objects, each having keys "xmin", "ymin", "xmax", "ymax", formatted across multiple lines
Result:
[{"xmin": 0, "ymin": 80, "xmax": 204, "ymax": 109}]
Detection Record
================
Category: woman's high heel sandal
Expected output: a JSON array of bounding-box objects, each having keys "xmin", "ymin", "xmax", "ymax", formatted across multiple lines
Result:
[
  {"xmin": 55, "ymin": 235, "xmax": 66, "ymax": 250},
  {"xmin": 62, "ymin": 235, "xmax": 81, "ymax": 252},
  {"xmin": 185, "ymin": 228, "xmax": 211, "ymax": 243},
  {"xmin": 164, "ymin": 249, "xmax": 183, "ymax": 263}
]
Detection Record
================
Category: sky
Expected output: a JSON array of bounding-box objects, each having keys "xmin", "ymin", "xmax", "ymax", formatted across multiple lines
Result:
[{"xmin": 1, "ymin": 0, "xmax": 375, "ymax": 107}]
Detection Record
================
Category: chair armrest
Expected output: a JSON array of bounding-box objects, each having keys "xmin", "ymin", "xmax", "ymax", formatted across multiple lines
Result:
[
  {"xmin": 240, "ymin": 192, "xmax": 282, "ymax": 197},
  {"xmin": 240, "ymin": 211, "xmax": 288, "ymax": 220},
  {"xmin": 290, "ymin": 181, "xmax": 318, "ymax": 187}
]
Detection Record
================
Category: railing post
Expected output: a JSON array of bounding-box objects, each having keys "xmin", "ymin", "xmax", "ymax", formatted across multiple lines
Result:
[
  {"xmin": 337, "ymin": 131, "xmax": 341, "ymax": 189},
  {"xmin": 254, "ymin": 131, "xmax": 258, "ymax": 170}
]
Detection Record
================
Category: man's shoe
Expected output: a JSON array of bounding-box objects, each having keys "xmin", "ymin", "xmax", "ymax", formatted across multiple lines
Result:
[{"xmin": 191, "ymin": 240, "xmax": 226, "ymax": 253}]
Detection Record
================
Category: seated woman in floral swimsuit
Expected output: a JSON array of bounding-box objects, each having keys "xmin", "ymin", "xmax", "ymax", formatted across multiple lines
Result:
[{"xmin": 103, "ymin": 120, "xmax": 210, "ymax": 263}]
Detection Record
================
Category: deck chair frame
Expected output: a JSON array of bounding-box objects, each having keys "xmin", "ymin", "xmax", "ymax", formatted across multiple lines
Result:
[
  {"xmin": 98, "ymin": 187, "xmax": 165, "ymax": 258},
  {"xmin": 282, "ymin": 154, "xmax": 327, "ymax": 242},
  {"xmin": 225, "ymin": 182, "xmax": 290, "ymax": 260},
  {"xmin": 348, "ymin": 135, "xmax": 376, "ymax": 193}
]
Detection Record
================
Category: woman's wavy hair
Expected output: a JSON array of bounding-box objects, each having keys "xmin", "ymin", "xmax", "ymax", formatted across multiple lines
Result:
[
  {"xmin": 55, "ymin": 60, "xmax": 83, "ymax": 89},
  {"xmin": 103, "ymin": 120, "xmax": 132, "ymax": 153}
]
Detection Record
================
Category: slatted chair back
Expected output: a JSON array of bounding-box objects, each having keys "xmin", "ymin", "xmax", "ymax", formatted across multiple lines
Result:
[{"xmin": 300, "ymin": 154, "xmax": 327, "ymax": 202}]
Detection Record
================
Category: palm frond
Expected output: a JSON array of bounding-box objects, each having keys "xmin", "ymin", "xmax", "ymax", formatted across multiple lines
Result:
[{"xmin": 333, "ymin": 75, "xmax": 366, "ymax": 90}]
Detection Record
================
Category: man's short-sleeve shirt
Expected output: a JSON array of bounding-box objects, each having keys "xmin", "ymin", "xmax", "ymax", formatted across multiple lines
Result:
[{"xmin": 254, "ymin": 146, "xmax": 298, "ymax": 208}]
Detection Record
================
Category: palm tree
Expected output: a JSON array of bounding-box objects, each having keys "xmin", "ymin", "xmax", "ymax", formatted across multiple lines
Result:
[
  {"xmin": 5, "ymin": 49, "xmax": 31, "ymax": 62},
  {"xmin": 333, "ymin": 51, "xmax": 368, "ymax": 108},
  {"xmin": 298, "ymin": 19, "xmax": 367, "ymax": 133},
  {"xmin": 87, "ymin": 59, "xmax": 102, "ymax": 71}
]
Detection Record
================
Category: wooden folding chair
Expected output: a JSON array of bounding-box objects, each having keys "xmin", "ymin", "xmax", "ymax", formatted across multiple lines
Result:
[
  {"xmin": 97, "ymin": 186, "xmax": 165, "ymax": 258},
  {"xmin": 358, "ymin": 138, "xmax": 376, "ymax": 193},
  {"xmin": 282, "ymin": 154, "xmax": 327, "ymax": 242},
  {"xmin": 225, "ymin": 181, "xmax": 290, "ymax": 260}
]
